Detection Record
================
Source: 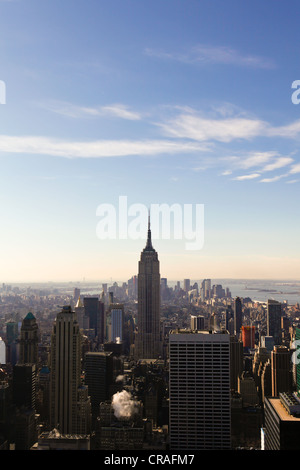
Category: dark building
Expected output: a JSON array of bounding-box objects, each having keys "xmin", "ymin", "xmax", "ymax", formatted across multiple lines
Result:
[
  {"xmin": 84, "ymin": 351, "xmax": 122, "ymax": 428},
  {"xmin": 267, "ymin": 299, "xmax": 282, "ymax": 345},
  {"xmin": 230, "ymin": 335, "xmax": 244, "ymax": 392},
  {"xmin": 83, "ymin": 297, "xmax": 105, "ymax": 342},
  {"xmin": 264, "ymin": 393, "xmax": 300, "ymax": 450},
  {"xmin": 234, "ymin": 297, "xmax": 242, "ymax": 338},
  {"xmin": 190, "ymin": 315, "xmax": 204, "ymax": 330},
  {"xmin": 19, "ymin": 312, "xmax": 39, "ymax": 365},
  {"xmin": 13, "ymin": 363, "xmax": 36, "ymax": 411},
  {"xmin": 271, "ymin": 345, "xmax": 292, "ymax": 397}
]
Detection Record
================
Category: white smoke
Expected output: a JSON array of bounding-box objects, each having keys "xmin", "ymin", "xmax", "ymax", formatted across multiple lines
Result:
[
  {"xmin": 111, "ymin": 390, "xmax": 139, "ymax": 420},
  {"xmin": 115, "ymin": 374, "xmax": 124, "ymax": 383}
]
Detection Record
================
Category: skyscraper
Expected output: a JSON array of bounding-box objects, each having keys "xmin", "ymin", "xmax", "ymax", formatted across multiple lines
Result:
[
  {"xmin": 271, "ymin": 345, "xmax": 291, "ymax": 397},
  {"xmin": 83, "ymin": 296, "xmax": 105, "ymax": 341},
  {"xmin": 0, "ymin": 338, "xmax": 5, "ymax": 364},
  {"xmin": 267, "ymin": 299, "xmax": 282, "ymax": 345},
  {"xmin": 109, "ymin": 303, "xmax": 124, "ymax": 343},
  {"xmin": 13, "ymin": 363, "xmax": 37, "ymax": 411},
  {"xmin": 19, "ymin": 312, "xmax": 39, "ymax": 365},
  {"xmin": 264, "ymin": 393, "xmax": 300, "ymax": 450},
  {"xmin": 84, "ymin": 351, "xmax": 118, "ymax": 427},
  {"xmin": 169, "ymin": 329, "xmax": 231, "ymax": 450},
  {"xmin": 183, "ymin": 279, "xmax": 190, "ymax": 293},
  {"xmin": 190, "ymin": 315, "xmax": 204, "ymax": 330},
  {"xmin": 234, "ymin": 297, "xmax": 242, "ymax": 338},
  {"xmin": 135, "ymin": 215, "xmax": 161, "ymax": 360},
  {"xmin": 50, "ymin": 306, "xmax": 90, "ymax": 434}
]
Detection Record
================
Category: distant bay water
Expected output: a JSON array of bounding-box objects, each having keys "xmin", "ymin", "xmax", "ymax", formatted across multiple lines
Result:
[{"xmin": 194, "ymin": 279, "xmax": 300, "ymax": 305}]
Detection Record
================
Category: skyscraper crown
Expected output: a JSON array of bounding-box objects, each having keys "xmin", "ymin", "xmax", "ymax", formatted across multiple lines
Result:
[{"xmin": 143, "ymin": 211, "xmax": 155, "ymax": 252}]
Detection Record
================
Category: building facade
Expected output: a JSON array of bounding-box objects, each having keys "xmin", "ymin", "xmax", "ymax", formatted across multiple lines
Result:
[
  {"xmin": 169, "ymin": 329, "xmax": 231, "ymax": 450},
  {"xmin": 50, "ymin": 306, "xmax": 89, "ymax": 434},
  {"xmin": 135, "ymin": 217, "xmax": 161, "ymax": 360}
]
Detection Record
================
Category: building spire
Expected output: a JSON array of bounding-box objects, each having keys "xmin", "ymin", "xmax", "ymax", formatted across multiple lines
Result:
[{"xmin": 144, "ymin": 208, "xmax": 154, "ymax": 251}]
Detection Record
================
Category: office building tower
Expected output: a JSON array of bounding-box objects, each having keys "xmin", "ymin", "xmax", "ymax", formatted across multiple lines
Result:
[
  {"xmin": 19, "ymin": 312, "xmax": 39, "ymax": 365},
  {"xmin": 264, "ymin": 393, "xmax": 300, "ymax": 450},
  {"xmin": 230, "ymin": 335, "xmax": 244, "ymax": 392},
  {"xmin": 83, "ymin": 296, "xmax": 105, "ymax": 342},
  {"xmin": 135, "ymin": 216, "xmax": 161, "ymax": 359},
  {"xmin": 234, "ymin": 297, "xmax": 242, "ymax": 338},
  {"xmin": 13, "ymin": 363, "xmax": 36, "ymax": 411},
  {"xmin": 201, "ymin": 279, "xmax": 211, "ymax": 299},
  {"xmin": 0, "ymin": 338, "xmax": 5, "ymax": 364},
  {"xmin": 238, "ymin": 371, "xmax": 259, "ymax": 407},
  {"xmin": 84, "ymin": 351, "xmax": 116, "ymax": 426},
  {"xmin": 183, "ymin": 279, "xmax": 190, "ymax": 293},
  {"xmin": 14, "ymin": 408, "xmax": 38, "ymax": 450},
  {"xmin": 6, "ymin": 321, "xmax": 18, "ymax": 344},
  {"xmin": 74, "ymin": 296, "xmax": 89, "ymax": 330},
  {"xmin": 109, "ymin": 303, "xmax": 124, "ymax": 343},
  {"xmin": 225, "ymin": 306, "xmax": 233, "ymax": 331},
  {"xmin": 261, "ymin": 335, "xmax": 275, "ymax": 352},
  {"xmin": 169, "ymin": 329, "xmax": 231, "ymax": 450},
  {"xmin": 267, "ymin": 299, "xmax": 282, "ymax": 345},
  {"xmin": 36, "ymin": 366, "xmax": 51, "ymax": 425},
  {"xmin": 241, "ymin": 325, "xmax": 255, "ymax": 350},
  {"xmin": 190, "ymin": 315, "xmax": 204, "ymax": 330},
  {"xmin": 261, "ymin": 359, "xmax": 272, "ymax": 402},
  {"xmin": 161, "ymin": 278, "xmax": 167, "ymax": 290},
  {"xmin": 252, "ymin": 345, "xmax": 270, "ymax": 388},
  {"xmin": 50, "ymin": 306, "xmax": 88, "ymax": 434},
  {"xmin": 271, "ymin": 345, "xmax": 291, "ymax": 397},
  {"xmin": 5, "ymin": 321, "xmax": 18, "ymax": 365},
  {"xmin": 73, "ymin": 288, "xmax": 80, "ymax": 305}
]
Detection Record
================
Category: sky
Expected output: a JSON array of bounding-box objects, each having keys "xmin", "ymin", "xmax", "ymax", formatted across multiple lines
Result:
[{"xmin": 1, "ymin": 0, "xmax": 300, "ymax": 282}]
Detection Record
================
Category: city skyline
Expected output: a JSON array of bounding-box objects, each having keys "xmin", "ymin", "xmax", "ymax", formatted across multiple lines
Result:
[{"xmin": 1, "ymin": 1, "xmax": 300, "ymax": 282}]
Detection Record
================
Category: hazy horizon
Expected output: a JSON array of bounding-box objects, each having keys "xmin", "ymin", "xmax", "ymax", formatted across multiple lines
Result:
[{"xmin": 0, "ymin": 1, "xmax": 299, "ymax": 283}]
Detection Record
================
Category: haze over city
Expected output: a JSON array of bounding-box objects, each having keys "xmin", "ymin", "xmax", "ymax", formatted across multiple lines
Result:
[{"xmin": 0, "ymin": 0, "xmax": 300, "ymax": 282}]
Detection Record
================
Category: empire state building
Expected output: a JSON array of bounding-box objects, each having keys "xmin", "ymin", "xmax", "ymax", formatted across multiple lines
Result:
[{"xmin": 135, "ymin": 215, "xmax": 161, "ymax": 359}]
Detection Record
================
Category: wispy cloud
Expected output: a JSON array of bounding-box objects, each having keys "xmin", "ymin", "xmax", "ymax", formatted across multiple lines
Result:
[
  {"xmin": 145, "ymin": 44, "xmax": 275, "ymax": 69},
  {"xmin": 289, "ymin": 162, "xmax": 300, "ymax": 174},
  {"xmin": 0, "ymin": 135, "xmax": 207, "ymax": 158},
  {"xmin": 159, "ymin": 112, "xmax": 267, "ymax": 143},
  {"xmin": 236, "ymin": 151, "xmax": 279, "ymax": 169},
  {"xmin": 157, "ymin": 106, "xmax": 300, "ymax": 144},
  {"xmin": 222, "ymin": 152, "xmax": 295, "ymax": 183},
  {"xmin": 233, "ymin": 173, "xmax": 261, "ymax": 181},
  {"xmin": 39, "ymin": 100, "xmax": 142, "ymax": 120},
  {"xmin": 259, "ymin": 174, "xmax": 287, "ymax": 183},
  {"xmin": 260, "ymin": 157, "xmax": 294, "ymax": 172}
]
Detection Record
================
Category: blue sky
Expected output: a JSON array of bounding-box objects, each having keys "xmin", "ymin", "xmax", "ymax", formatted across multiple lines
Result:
[{"xmin": 1, "ymin": 0, "xmax": 300, "ymax": 282}]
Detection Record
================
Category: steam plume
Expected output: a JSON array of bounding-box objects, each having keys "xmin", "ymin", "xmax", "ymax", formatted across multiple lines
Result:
[{"xmin": 111, "ymin": 390, "xmax": 139, "ymax": 419}]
